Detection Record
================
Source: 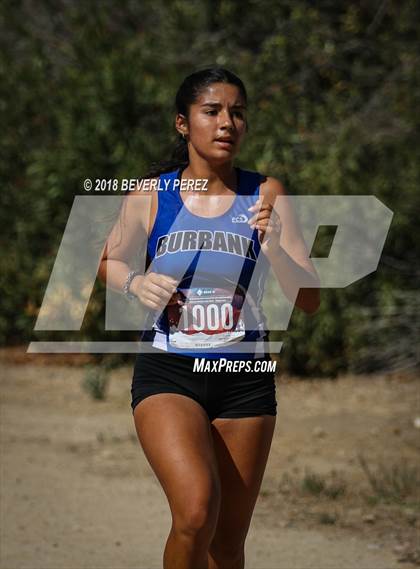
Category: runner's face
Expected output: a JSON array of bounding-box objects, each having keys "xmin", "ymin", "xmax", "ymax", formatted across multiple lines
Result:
[{"xmin": 180, "ymin": 83, "xmax": 247, "ymax": 163}]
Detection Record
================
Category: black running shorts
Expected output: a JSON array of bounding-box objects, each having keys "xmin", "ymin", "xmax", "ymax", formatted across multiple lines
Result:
[{"xmin": 131, "ymin": 348, "xmax": 277, "ymax": 421}]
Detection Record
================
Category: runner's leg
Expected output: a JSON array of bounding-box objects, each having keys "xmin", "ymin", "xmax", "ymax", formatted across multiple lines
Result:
[
  {"xmin": 133, "ymin": 393, "xmax": 221, "ymax": 569},
  {"xmin": 207, "ymin": 415, "xmax": 276, "ymax": 569}
]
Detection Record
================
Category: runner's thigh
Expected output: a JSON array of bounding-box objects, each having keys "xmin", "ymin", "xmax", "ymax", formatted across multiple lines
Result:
[
  {"xmin": 210, "ymin": 416, "xmax": 276, "ymax": 538},
  {"xmin": 133, "ymin": 393, "xmax": 221, "ymax": 522}
]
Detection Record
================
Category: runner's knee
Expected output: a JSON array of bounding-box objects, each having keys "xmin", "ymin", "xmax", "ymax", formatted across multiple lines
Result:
[{"xmin": 172, "ymin": 491, "xmax": 221, "ymax": 540}]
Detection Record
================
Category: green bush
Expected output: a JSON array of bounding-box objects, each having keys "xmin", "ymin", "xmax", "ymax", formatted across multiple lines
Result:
[{"xmin": 2, "ymin": 0, "xmax": 419, "ymax": 375}]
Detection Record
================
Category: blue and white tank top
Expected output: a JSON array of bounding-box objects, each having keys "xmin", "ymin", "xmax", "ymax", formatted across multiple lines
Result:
[{"xmin": 140, "ymin": 166, "xmax": 271, "ymax": 359}]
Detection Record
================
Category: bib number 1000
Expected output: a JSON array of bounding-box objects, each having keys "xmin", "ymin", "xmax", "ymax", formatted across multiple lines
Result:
[{"xmin": 180, "ymin": 302, "xmax": 234, "ymax": 332}]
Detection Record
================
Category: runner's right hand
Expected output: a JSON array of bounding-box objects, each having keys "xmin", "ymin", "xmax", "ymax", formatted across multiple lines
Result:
[{"xmin": 130, "ymin": 272, "xmax": 178, "ymax": 311}]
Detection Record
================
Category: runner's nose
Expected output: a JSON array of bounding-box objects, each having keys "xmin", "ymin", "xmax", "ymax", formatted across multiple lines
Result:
[{"xmin": 219, "ymin": 109, "xmax": 234, "ymax": 130}]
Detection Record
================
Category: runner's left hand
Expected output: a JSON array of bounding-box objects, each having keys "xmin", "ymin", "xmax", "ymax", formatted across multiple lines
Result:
[{"xmin": 248, "ymin": 198, "xmax": 282, "ymax": 257}]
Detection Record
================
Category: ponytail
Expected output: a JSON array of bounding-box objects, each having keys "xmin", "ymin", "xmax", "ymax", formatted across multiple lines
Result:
[{"xmin": 142, "ymin": 133, "xmax": 189, "ymax": 179}]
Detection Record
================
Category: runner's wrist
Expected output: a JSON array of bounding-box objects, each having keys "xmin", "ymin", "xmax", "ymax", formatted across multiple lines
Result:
[
  {"xmin": 129, "ymin": 274, "xmax": 143, "ymax": 297},
  {"xmin": 123, "ymin": 270, "xmax": 142, "ymax": 300}
]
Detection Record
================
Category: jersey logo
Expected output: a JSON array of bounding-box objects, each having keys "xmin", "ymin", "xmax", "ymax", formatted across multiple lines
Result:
[
  {"xmin": 156, "ymin": 230, "xmax": 257, "ymax": 261},
  {"xmin": 232, "ymin": 214, "xmax": 248, "ymax": 223}
]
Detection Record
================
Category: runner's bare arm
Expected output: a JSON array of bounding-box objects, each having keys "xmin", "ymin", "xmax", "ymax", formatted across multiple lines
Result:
[
  {"xmin": 97, "ymin": 187, "xmax": 151, "ymax": 295},
  {"xmin": 259, "ymin": 176, "xmax": 320, "ymax": 314},
  {"xmin": 97, "ymin": 184, "xmax": 178, "ymax": 310}
]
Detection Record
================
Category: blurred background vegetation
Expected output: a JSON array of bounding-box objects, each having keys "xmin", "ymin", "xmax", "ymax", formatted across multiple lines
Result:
[{"xmin": 1, "ymin": 0, "xmax": 419, "ymax": 376}]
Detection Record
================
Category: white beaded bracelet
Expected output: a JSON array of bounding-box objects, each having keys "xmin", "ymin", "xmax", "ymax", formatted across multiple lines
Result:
[{"xmin": 123, "ymin": 270, "xmax": 141, "ymax": 301}]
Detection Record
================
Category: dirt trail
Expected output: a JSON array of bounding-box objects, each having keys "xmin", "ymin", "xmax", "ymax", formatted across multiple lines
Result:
[{"xmin": 1, "ymin": 358, "xmax": 419, "ymax": 568}]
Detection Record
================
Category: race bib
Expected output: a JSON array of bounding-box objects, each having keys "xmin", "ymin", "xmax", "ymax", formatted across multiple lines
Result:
[{"xmin": 164, "ymin": 286, "xmax": 246, "ymax": 349}]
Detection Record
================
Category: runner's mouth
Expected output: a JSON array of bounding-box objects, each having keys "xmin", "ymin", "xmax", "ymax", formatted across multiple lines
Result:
[{"xmin": 214, "ymin": 139, "xmax": 235, "ymax": 148}]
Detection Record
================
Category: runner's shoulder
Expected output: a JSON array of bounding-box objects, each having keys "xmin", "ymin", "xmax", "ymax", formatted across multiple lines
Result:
[
  {"xmin": 120, "ymin": 176, "xmax": 159, "ymax": 233},
  {"xmin": 126, "ymin": 176, "xmax": 160, "ymax": 197},
  {"xmin": 123, "ymin": 176, "xmax": 159, "ymax": 211},
  {"xmin": 258, "ymin": 175, "xmax": 288, "ymax": 206}
]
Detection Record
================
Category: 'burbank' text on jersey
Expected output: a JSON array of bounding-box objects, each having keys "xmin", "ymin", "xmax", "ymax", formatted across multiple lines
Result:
[{"xmin": 156, "ymin": 230, "xmax": 257, "ymax": 260}]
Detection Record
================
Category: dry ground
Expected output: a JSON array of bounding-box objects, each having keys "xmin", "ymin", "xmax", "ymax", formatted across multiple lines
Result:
[{"xmin": 1, "ymin": 349, "xmax": 419, "ymax": 569}]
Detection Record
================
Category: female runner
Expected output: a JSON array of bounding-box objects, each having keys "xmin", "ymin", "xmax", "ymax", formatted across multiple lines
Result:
[{"xmin": 99, "ymin": 67, "xmax": 320, "ymax": 569}]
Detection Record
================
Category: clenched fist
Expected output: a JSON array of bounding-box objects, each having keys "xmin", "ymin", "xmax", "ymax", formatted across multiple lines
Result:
[{"xmin": 130, "ymin": 272, "xmax": 179, "ymax": 312}]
